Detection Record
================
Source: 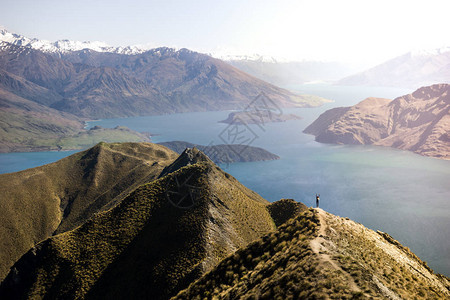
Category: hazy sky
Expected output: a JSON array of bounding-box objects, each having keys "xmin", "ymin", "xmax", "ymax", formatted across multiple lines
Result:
[{"xmin": 1, "ymin": 0, "xmax": 449, "ymax": 65}]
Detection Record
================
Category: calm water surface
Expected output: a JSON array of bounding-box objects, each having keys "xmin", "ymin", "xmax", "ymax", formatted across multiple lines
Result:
[{"xmin": 1, "ymin": 85, "xmax": 449, "ymax": 275}]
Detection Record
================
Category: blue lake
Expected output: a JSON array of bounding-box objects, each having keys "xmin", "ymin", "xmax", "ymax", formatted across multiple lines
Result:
[{"xmin": 1, "ymin": 85, "xmax": 449, "ymax": 275}]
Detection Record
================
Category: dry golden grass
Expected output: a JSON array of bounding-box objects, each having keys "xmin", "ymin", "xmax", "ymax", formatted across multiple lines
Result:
[
  {"xmin": 173, "ymin": 209, "xmax": 359, "ymax": 299},
  {"xmin": 174, "ymin": 208, "xmax": 450, "ymax": 299},
  {"xmin": 323, "ymin": 211, "xmax": 450, "ymax": 299}
]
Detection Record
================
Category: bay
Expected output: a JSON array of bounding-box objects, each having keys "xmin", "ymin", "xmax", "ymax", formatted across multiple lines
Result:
[{"xmin": 0, "ymin": 150, "xmax": 78, "ymax": 174}]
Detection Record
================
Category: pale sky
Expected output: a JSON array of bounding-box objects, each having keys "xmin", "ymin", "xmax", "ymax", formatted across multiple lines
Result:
[{"xmin": 1, "ymin": 0, "xmax": 449, "ymax": 66}]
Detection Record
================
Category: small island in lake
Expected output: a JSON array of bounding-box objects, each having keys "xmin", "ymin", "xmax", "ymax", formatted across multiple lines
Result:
[
  {"xmin": 220, "ymin": 111, "xmax": 301, "ymax": 125},
  {"xmin": 158, "ymin": 141, "xmax": 280, "ymax": 164}
]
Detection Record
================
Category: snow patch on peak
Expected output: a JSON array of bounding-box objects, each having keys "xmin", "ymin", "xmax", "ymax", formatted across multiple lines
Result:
[{"xmin": 0, "ymin": 27, "xmax": 151, "ymax": 55}]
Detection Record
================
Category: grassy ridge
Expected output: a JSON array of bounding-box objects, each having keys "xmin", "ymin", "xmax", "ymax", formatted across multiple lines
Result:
[
  {"xmin": 174, "ymin": 209, "xmax": 331, "ymax": 299},
  {"xmin": 325, "ymin": 212, "xmax": 450, "ymax": 299},
  {"xmin": 174, "ymin": 209, "xmax": 450, "ymax": 299},
  {"xmin": 0, "ymin": 142, "xmax": 178, "ymax": 281},
  {"xmin": 0, "ymin": 149, "xmax": 277, "ymax": 299},
  {"xmin": 2, "ymin": 144, "xmax": 446, "ymax": 299},
  {"xmin": 18, "ymin": 165, "xmax": 211, "ymax": 299}
]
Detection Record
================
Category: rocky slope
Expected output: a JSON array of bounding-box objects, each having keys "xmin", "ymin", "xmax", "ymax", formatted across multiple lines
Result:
[
  {"xmin": 339, "ymin": 48, "xmax": 450, "ymax": 88},
  {"xmin": 158, "ymin": 141, "xmax": 280, "ymax": 164},
  {"xmin": 0, "ymin": 142, "xmax": 179, "ymax": 281},
  {"xmin": 174, "ymin": 208, "xmax": 449, "ymax": 299},
  {"xmin": 304, "ymin": 84, "xmax": 450, "ymax": 159},
  {"xmin": 0, "ymin": 148, "xmax": 276, "ymax": 299}
]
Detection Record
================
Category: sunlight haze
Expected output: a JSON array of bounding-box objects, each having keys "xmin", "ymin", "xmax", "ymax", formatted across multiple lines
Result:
[{"xmin": 1, "ymin": 0, "xmax": 449, "ymax": 66}]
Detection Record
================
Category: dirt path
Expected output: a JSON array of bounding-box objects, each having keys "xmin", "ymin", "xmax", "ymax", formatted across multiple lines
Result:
[{"xmin": 310, "ymin": 208, "xmax": 362, "ymax": 293}]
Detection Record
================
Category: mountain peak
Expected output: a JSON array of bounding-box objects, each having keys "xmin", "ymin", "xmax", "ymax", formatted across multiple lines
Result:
[{"xmin": 159, "ymin": 147, "xmax": 213, "ymax": 178}]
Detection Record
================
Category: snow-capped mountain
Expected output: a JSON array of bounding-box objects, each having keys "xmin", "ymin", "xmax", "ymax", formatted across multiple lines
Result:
[
  {"xmin": 0, "ymin": 28, "xmax": 149, "ymax": 55},
  {"xmin": 339, "ymin": 47, "xmax": 450, "ymax": 88}
]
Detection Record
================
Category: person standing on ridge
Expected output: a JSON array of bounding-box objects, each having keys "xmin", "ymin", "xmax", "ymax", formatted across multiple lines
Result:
[{"xmin": 316, "ymin": 194, "xmax": 320, "ymax": 208}]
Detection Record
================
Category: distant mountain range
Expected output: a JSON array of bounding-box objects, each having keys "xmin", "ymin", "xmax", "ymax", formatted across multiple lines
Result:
[
  {"xmin": 304, "ymin": 84, "xmax": 450, "ymax": 159},
  {"xmin": 220, "ymin": 54, "xmax": 361, "ymax": 86},
  {"xmin": 339, "ymin": 48, "xmax": 450, "ymax": 88},
  {"xmin": 0, "ymin": 144, "xmax": 448, "ymax": 299},
  {"xmin": 0, "ymin": 28, "xmax": 327, "ymax": 120},
  {"xmin": 5, "ymin": 27, "xmax": 447, "ymax": 90},
  {"xmin": 215, "ymin": 48, "xmax": 450, "ymax": 89}
]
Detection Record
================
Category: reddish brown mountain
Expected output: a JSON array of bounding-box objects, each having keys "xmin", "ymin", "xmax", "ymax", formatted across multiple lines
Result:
[{"xmin": 304, "ymin": 84, "xmax": 450, "ymax": 159}]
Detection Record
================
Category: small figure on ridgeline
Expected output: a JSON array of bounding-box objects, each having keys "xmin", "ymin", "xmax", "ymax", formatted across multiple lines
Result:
[{"xmin": 316, "ymin": 193, "xmax": 320, "ymax": 208}]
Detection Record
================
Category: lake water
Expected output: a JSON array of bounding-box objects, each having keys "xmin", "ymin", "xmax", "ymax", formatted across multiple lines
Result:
[{"xmin": 1, "ymin": 84, "xmax": 449, "ymax": 275}]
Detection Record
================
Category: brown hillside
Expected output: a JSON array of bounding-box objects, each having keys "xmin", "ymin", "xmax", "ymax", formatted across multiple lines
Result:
[{"xmin": 0, "ymin": 42, "xmax": 327, "ymax": 119}]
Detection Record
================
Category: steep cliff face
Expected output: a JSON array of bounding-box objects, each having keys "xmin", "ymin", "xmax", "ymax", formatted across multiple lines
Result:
[{"xmin": 304, "ymin": 84, "xmax": 450, "ymax": 159}]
